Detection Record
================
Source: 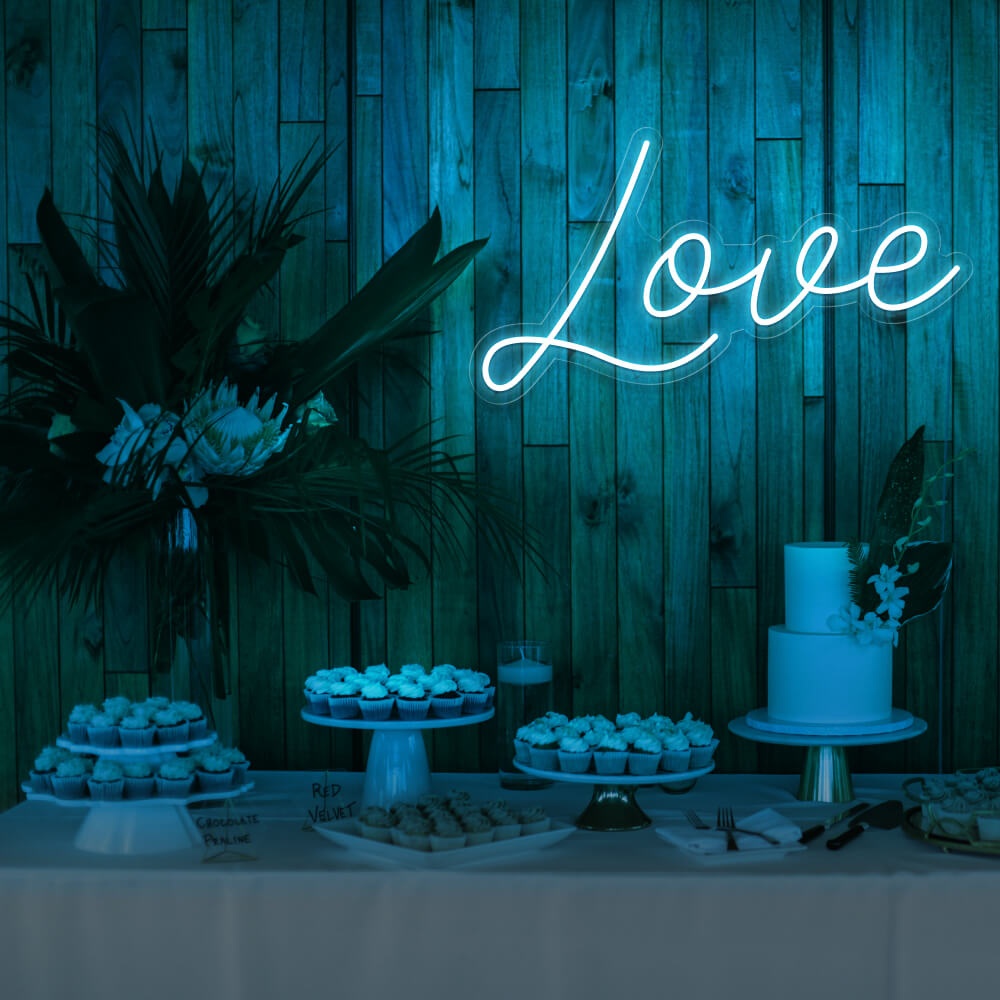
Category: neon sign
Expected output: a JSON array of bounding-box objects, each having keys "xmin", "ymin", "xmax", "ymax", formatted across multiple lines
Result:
[{"xmin": 476, "ymin": 132, "xmax": 970, "ymax": 398}]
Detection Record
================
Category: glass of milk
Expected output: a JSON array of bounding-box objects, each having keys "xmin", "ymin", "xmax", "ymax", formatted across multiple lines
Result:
[{"xmin": 497, "ymin": 640, "xmax": 554, "ymax": 789}]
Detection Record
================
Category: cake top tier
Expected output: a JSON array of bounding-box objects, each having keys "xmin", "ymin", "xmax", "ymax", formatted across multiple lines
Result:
[{"xmin": 784, "ymin": 542, "xmax": 853, "ymax": 633}]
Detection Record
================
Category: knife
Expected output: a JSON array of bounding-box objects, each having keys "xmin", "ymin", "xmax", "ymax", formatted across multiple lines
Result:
[
  {"xmin": 800, "ymin": 801, "xmax": 870, "ymax": 844},
  {"xmin": 826, "ymin": 800, "xmax": 903, "ymax": 850}
]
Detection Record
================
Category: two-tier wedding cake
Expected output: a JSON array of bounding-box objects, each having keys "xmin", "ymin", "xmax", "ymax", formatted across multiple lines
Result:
[{"xmin": 766, "ymin": 542, "xmax": 892, "ymax": 726}]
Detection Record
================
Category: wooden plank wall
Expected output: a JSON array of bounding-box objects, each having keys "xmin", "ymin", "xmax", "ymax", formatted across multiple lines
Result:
[{"xmin": 0, "ymin": 0, "xmax": 996, "ymax": 807}]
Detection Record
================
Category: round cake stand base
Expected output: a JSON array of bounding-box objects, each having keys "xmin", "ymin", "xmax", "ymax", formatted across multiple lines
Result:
[
  {"xmin": 575, "ymin": 785, "xmax": 651, "ymax": 832},
  {"xmin": 799, "ymin": 746, "xmax": 854, "ymax": 802},
  {"xmin": 74, "ymin": 803, "xmax": 201, "ymax": 855},
  {"xmin": 362, "ymin": 730, "xmax": 431, "ymax": 810},
  {"xmin": 660, "ymin": 778, "xmax": 698, "ymax": 795}
]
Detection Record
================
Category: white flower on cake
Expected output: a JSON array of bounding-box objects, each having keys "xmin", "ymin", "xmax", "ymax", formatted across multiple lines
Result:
[{"xmin": 827, "ymin": 600, "xmax": 902, "ymax": 647}]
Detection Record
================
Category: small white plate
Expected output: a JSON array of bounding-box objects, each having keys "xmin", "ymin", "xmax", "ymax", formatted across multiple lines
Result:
[
  {"xmin": 313, "ymin": 818, "xmax": 575, "ymax": 869},
  {"xmin": 654, "ymin": 824, "xmax": 806, "ymax": 865}
]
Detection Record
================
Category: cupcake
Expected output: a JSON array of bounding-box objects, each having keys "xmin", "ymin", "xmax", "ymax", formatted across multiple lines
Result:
[
  {"xmin": 593, "ymin": 731, "xmax": 629, "ymax": 775},
  {"xmin": 303, "ymin": 675, "xmax": 333, "ymax": 715},
  {"xmin": 513, "ymin": 725, "xmax": 536, "ymax": 765},
  {"xmin": 488, "ymin": 810, "xmax": 521, "ymax": 841},
  {"xmin": 394, "ymin": 815, "xmax": 432, "ymax": 851},
  {"xmin": 462, "ymin": 813, "xmax": 494, "ymax": 846},
  {"xmin": 142, "ymin": 696, "xmax": 171, "ymax": 711},
  {"xmin": 122, "ymin": 761, "xmax": 155, "ymax": 799},
  {"xmin": 101, "ymin": 696, "xmax": 132, "ymax": 723},
  {"xmin": 327, "ymin": 678, "xmax": 361, "ymax": 719},
  {"xmin": 222, "ymin": 747, "xmax": 250, "ymax": 785},
  {"xmin": 659, "ymin": 728, "xmax": 692, "ymax": 772},
  {"xmin": 30, "ymin": 746, "xmax": 72, "ymax": 793},
  {"xmin": 196, "ymin": 753, "xmax": 235, "ymax": 794},
  {"xmin": 329, "ymin": 666, "xmax": 359, "ymax": 683},
  {"xmin": 358, "ymin": 681, "xmax": 394, "ymax": 721},
  {"xmin": 556, "ymin": 735, "xmax": 593, "ymax": 773},
  {"xmin": 155, "ymin": 759, "xmax": 195, "ymax": 798},
  {"xmin": 542, "ymin": 711, "xmax": 570, "ymax": 727},
  {"xmin": 152, "ymin": 707, "xmax": 189, "ymax": 745},
  {"xmin": 477, "ymin": 672, "xmax": 496, "ymax": 708},
  {"xmin": 429, "ymin": 663, "xmax": 458, "ymax": 680},
  {"xmin": 174, "ymin": 701, "xmax": 208, "ymax": 740},
  {"xmin": 518, "ymin": 807, "xmax": 551, "ymax": 835},
  {"xmin": 358, "ymin": 807, "xmax": 395, "ymax": 842},
  {"xmin": 119, "ymin": 712, "xmax": 155, "ymax": 748},
  {"xmin": 458, "ymin": 673, "xmax": 490, "ymax": 715},
  {"xmin": 67, "ymin": 704, "xmax": 98, "ymax": 743},
  {"xmin": 395, "ymin": 681, "xmax": 431, "ymax": 721},
  {"xmin": 86, "ymin": 712, "xmax": 120, "ymax": 748},
  {"xmin": 678, "ymin": 713, "xmax": 717, "ymax": 767},
  {"xmin": 429, "ymin": 817, "xmax": 466, "ymax": 851},
  {"xmin": 363, "ymin": 663, "xmax": 391, "ymax": 683},
  {"xmin": 616, "ymin": 711, "xmax": 642, "ymax": 728},
  {"xmin": 526, "ymin": 727, "xmax": 559, "ymax": 770},
  {"xmin": 429, "ymin": 678, "xmax": 465, "ymax": 719},
  {"xmin": 628, "ymin": 732, "xmax": 663, "ymax": 775},
  {"xmin": 385, "ymin": 674, "xmax": 407, "ymax": 694},
  {"xmin": 87, "ymin": 761, "xmax": 125, "ymax": 801},
  {"xmin": 50, "ymin": 757, "xmax": 90, "ymax": 799},
  {"xmin": 399, "ymin": 663, "xmax": 427, "ymax": 680}
]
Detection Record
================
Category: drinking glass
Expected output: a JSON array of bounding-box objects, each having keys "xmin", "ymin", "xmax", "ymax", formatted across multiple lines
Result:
[{"xmin": 497, "ymin": 640, "xmax": 554, "ymax": 789}]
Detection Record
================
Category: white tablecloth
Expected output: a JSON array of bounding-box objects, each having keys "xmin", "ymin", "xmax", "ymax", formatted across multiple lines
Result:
[{"xmin": 1, "ymin": 771, "xmax": 996, "ymax": 1000}]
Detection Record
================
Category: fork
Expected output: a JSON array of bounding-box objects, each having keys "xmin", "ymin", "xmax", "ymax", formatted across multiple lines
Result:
[{"xmin": 716, "ymin": 806, "xmax": 781, "ymax": 846}]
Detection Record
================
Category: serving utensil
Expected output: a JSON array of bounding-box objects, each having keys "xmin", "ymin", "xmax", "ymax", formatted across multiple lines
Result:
[
  {"xmin": 800, "ymin": 801, "xmax": 870, "ymax": 844},
  {"xmin": 826, "ymin": 799, "xmax": 903, "ymax": 850}
]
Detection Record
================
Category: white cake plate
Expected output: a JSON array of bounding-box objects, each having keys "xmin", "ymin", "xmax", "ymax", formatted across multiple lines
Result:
[
  {"xmin": 729, "ymin": 712, "xmax": 928, "ymax": 803},
  {"xmin": 514, "ymin": 760, "xmax": 715, "ymax": 832},
  {"xmin": 21, "ymin": 779, "xmax": 255, "ymax": 855},
  {"xmin": 56, "ymin": 732, "xmax": 218, "ymax": 759},
  {"xmin": 301, "ymin": 708, "xmax": 495, "ymax": 810}
]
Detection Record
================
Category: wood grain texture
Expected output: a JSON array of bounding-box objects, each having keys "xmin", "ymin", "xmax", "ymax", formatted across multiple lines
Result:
[
  {"xmin": 325, "ymin": 0, "xmax": 349, "ymax": 239},
  {"xmin": 354, "ymin": 0, "xmax": 381, "ymax": 96},
  {"xmin": 141, "ymin": 0, "xmax": 184, "ymax": 28},
  {"xmin": 280, "ymin": 0, "xmax": 324, "ymax": 122},
  {"xmin": 475, "ymin": 0, "xmax": 519, "ymax": 89},
  {"xmin": 187, "ymin": 0, "xmax": 233, "ymax": 196},
  {"xmin": 142, "ymin": 28, "xmax": 186, "ymax": 191},
  {"xmin": 711, "ymin": 588, "xmax": 757, "ymax": 771},
  {"xmin": 859, "ymin": 0, "xmax": 903, "ymax": 183},
  {"xmin": 755, "ymin": 0, "xmax": 801, "ymax": 139}
]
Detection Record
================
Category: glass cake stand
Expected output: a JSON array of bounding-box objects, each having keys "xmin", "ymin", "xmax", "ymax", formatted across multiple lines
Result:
[
  {"xmin": 26, "ymin": 731, "xmax": 253, "ymax": 855},
  {"xmin": 514, "ymin": 760, "xmax": 716, "ymax": 832},
  {"xmin": 301, "ymin": 708, "xmax": 495, "ymax": 809},
  {"xmin": 728, "ymin": 711, "xmax": 928, "ymax": 802}
]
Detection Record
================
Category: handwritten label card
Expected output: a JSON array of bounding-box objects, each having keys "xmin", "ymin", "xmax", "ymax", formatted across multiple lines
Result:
[{"xmin": 303, "ymin": 772, "xmax": 358, "ymax": 829}]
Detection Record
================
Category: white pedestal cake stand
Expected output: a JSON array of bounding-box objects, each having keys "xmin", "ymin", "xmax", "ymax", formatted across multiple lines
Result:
[
  {"xmin": 301, "ymin": 708, "xmax": 495, "ymax": 810},
  {"xmin": 26, "ymin": 731, "xmax": 253, "ymax": 855},
  {"xmin": 514, "ymin": 760, "xmax": 716, "ymax": 832},
  {"xmin": 728, "ymin": 711, "xmax": 927, "ymax": 803}
]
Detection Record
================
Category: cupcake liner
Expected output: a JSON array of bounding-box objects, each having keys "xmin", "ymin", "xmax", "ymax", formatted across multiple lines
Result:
[
  {"xmin": 628, "ymin": 752, "xmax": 661, "ymax": 776},
  {"xmin": 156, "ymin": 721, "xmax": 190, "ymax": 746},
  {"xmin": 461, "ymin": 691, "xmax": 490, "ymax": 714},
  {"xmin": 231, "ymin": 761, "xmax": 251, "ymax": 786},
  {"xmin": 29, "ymin": 770, "xmax": 53, "ymax": 794},
  {"xmin": 197, "ymin": 769, "xmax": 235, "ymax": 794},
  {"xmin": 187, "ymin": 718, "xmax": 208, "ymax": 741},
  {"xmin": 556, "ymin": 749, "xmax": 593, "ymax": 773},
  {"xmin": 688, "ymin": 739, "xmax": 719, "ymax": 769},
  {"xmin": 67, "ymin": 722, "xmax": 89, "ymax": 743},
  {"xmin": 430, "ymin": 832, "xmax": 467, "ymax": 851},
  {"xmin": 593, "ymin": 750, "xmax": 629, "ymax": 775},
  {"xmin": 484, "ymin": 686, "xmax": 496, "ymax": 708},
  {"xmin": 49, "ymin": 775, "xmax": 87, "ymax": 800},
  {"xmin": 398, "ymin": 830, "xmax": 431, "ymax": 851},
  {"xmin": 528, "ymin": 746, "xmax": 559, "ymax": 771},
  {"xmin": 124, "ymin": 776, "xmax": 155, "ymax": 800},
  {"xmin": 389, "ymin": 827, "xmax": 407, "ymax": 847},
  {"xmin": 464, "ymin": 829, "xmax": 494, "ymax": 847},
  {"xmin": 430, "ymin": 695, "xmax": 465, "ymax": 719},
  {"xmin": 661, "ymin": 748, "xmax": 692, "ymax": 773},
  {"xmin": 491, "ymin": 821, "xmax": 521, "ymax": 841},
  {"xmin": 119, "ymin": 727, "xmax": 155, "ymax": 749},
  {"xmin": 513, "ymin": 739, "xmax": 532, "ymax": 765},
  {"xmin": 154, "ymin": 775, "xmax": 194, "ymax": 798},
  {"xmin": 359, "ymin": 698, "xmax": 394, "ymax": 721},
  {"xmin": 87, "ymin": 778, "xmax": 124, "ymax": 801},
  {"xmin": 327, "ymin": 696, "xmax": 359, "ymax": 719},
  {"xmin": 86, "ymin": 725, "xmax": 120, "ymax": 748},
  {"xmin": 304, "ymin": 691, "xmax": 331, "ymax": 716},
  {"xmin": 396, "ymin": 698, "xmax": 431, "ymax": 721},
  {"xmin": 360, "ymin": 823, "xmax": 393, "ymax": 843},
  {"xmin": 520, "ymin": 818, "xmax": 551, "ymax": 835}
]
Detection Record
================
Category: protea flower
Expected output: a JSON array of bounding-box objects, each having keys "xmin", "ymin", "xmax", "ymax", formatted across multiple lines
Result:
[{"xmin": 183, "ymin": 378, "xmax": 290, "ymax": 477}]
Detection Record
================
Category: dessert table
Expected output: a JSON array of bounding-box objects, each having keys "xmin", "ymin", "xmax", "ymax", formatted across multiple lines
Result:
[{"xmin": 0, "ymin": 771, "xmax": 996, "ymax": 1000}]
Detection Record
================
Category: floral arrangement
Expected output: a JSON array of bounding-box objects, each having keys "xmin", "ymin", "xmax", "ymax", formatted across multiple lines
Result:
[
  {"xmin": 0, "ymin": 129, "xmax": 520, "ymax": 691},
  {"xmin": 827, "ymin": 426, "xmax": 962, "ymax": 646}
]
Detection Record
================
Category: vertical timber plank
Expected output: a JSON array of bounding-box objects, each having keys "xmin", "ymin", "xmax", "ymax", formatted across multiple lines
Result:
[
  {"xmin": 142, "ymin": 0, "xmax": 184, "ymax": 28},
  {"xmin": 858, "ymin": 0, "xmax": 903, "ymax": 184},
  {"xmin": 475, "ymin": 0, "xmax": 519, "ymax": 89},
  {"xmin": 280, "ymin": 0, "xmax": 324, "ymax": 122},
  {"xmin": 141, "ymin": 28, "xmax": 186, "ymax": 191},
  {"xmin": 325, "ymin": 0, "xmax": 349, "ymax": 240},
  {"xmin": 0, "ymin": 8, "xmax": 11, "ymax": 809},
  {"xmin": 755, "ymin": 0, "xmax": 802, "ymax": 140},
  {"xmin": 354, "ymin": 0, "xmax": 381, "ymax": 96},
  {"xmin": 187, "ymin": 0, "xmax": 233, "ymax": 198},
  {"xmin": 712, "ymin": 588, "xmax": 757, "ymax": 771}
]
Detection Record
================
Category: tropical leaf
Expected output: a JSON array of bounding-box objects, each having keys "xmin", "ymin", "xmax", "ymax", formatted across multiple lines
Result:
[
  {"xmin": 871, "ymin": 425, "xmax": 925, "ymax": 548},
  {"xmin": 897, "ymin": 540, "xmax": 953, "ymax": 623}
]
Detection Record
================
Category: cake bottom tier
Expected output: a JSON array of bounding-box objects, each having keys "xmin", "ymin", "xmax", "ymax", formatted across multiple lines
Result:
[{"xmin": 766, "ymin": 625, "xmax": 893, "ymax": 725}]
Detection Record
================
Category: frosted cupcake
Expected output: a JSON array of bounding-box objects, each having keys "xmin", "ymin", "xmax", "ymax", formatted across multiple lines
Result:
[
  {"xmin": 429, "ymin": 678, "xmax": 465, "ymax": 719},
  {"xmin": 122, "ymin": 761, "xmax": 154, "ymax": 799},
  {"xmin": 30, "ymin": 746, "xmax": 72, "ymax": 793},
  {"xmin": 659, "ymin": 728, "xmax": 692, "ymax": 772},
  {"xmin": 153, "ymin": 707, "xmax": 190, "ymax": 745},
  {"xmin": 518, "ymin": 807, "xmax": 550, "ymax": 835},
  {"xmin": 50, "ymin": 757, "xmax": 90, "ymax": 799},
  {"xmin": 101, "ymin": 696, "xmax": 132, "ymax": 723},
  {"xmin": 196, "ymin": 753, "xmax": 235, "ymax": 793},
  {"xmin": 67, "ymin": 704, "xmax": 98, "ymax": 743},
  {"xmin": 593, "ymin": 731, "xmax": 629, "ymax": 775},
  {"xmin": 155, "ymin": 759, "xmax": 195, "ymax": 798},
  {"xmin": 513, "ymin": 725, "xmax": 536, "ymax": 765},
  {"xmin": 174, "ymin": 701, "xmax": 208, "ymax": 741},
  {"xmin": 358, "ymin": 681, "xmax": 394, "ymax": 721},
  {"xmin": 329, "ymin": 666, "xmax": 359, "ymax": 683},
  {"xmin": 458, "ymin": 673, "xmax": 490, "ymax": 715},
  {"xmin": 399, "ymin": 663, "xmax": 426, "ymax": 680},
  {"xmin": 385, "ymin": 673, "xmax": 407, "ymax": 694},
  {"xmin": 87, "ymin": 761, "xmax": 125, "ymax": 801},
  {"xmin": 363, "ymin": 663, "xmax": 391, "ymax": 683},
  {"xmin": 462, "ymin": 813, "xmax": 494, "ymax": 846},
  {"xmin": 395, "ymin": 681, "xmax": 431, "ymax": 721},
  {"xmin": 222, "ymin": 748, "xmax": 250, "ymax": 784},
  {"xmin": 304, "ymin": 676, "xmax": 333, "ymax": 714},
  {"xmin": 359, "ymin": 807, "xmax": 394, "ymax": 842},
  {"xmin": 526, "ymin": 727, "xmax": 559, "ymax": 770},
  {"xmin": 556, "ymin": 735, "xmax": 592, "ymax": 773},
  {"xmin": 86, "ymin": 712, "xmax": 120, "ymax": 748},
  {"xmin": 616, "ymin": 711, "xmax": 642, "ymax": 728},
  {"xmin": 429, "ymin": 817, "xmax": 466, "ymax": 851},
  {"xmin": 678, "ymin": 713, "xmax": 717, "ymax": 767},
  {"xmin": 628, "ymin": 732, "xmax": 663, "ymax": 775},
  {"xmin": 488, "ymin": 810, "xmax": 521, "ymax": 841},
  {"xmin": 119, "ymin": 712, "xmax": 155, "ymax": 748},
  {"xmin": 430, "ymin": 663, "xmax": 458, "ymax": 680},
  {"xmin": 394, "ymin": 815, "xmax": 432, "ymax": 851},
  {"xmin": 328, "ymin": 678, "xmax": 361, "ymax": 719}
]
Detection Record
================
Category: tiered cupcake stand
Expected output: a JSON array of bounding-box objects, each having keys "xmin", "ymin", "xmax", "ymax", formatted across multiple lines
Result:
[
  {"xmin": 729, "ymin": 709, "xmax": 927, "ymax": 803},
  {"xmin": 301, "ymin": 708, "xmax": 494, "ymax": 810},
  {"xmin": 22, "ymin": 732, "xmax": 254, "ymax": 855},
  {"xmin": 514, "ymin": 760, "xmax": 715, "ymax": 832}
]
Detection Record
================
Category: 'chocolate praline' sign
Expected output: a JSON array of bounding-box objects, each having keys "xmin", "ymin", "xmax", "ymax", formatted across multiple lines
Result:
[{"xmin": 477, "ymin": 131, "xmax": 970, "ymax": 398}]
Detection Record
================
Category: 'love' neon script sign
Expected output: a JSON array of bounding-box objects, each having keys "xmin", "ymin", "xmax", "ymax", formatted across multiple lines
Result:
[{"xmin": 477, "ymin": 131, "xmax": 969, "ymax": 398}]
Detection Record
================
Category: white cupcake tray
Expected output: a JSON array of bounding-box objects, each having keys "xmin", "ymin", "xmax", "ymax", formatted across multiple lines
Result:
[
  {"xmin": 301, "ymin": 708, "xmax": 495, "ymax": 811},
  {"xmin": 56, "ymin": 732, "xmax": 219, "ymax": 759},
  {"xmin": 514, "ymin": 760, "xmax": 716, "ymax": 832},
  {"xmin": 313, "ymin": 817, "xmax": 575, "ymax": 869},
  {"xmin": 21, "ymin": 778, "xmax": 254, "ymax": 855}
]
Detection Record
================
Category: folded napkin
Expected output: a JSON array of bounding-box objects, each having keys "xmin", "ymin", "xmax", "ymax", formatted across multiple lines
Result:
[{"xmin": 657, "ymin": 808, "xmax": 803, "ymax": 856}]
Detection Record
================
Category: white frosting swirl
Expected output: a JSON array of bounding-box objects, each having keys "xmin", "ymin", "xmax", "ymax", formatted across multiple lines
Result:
[
  {"xmin": 632, "ymin": 732, "xmax": 663, "ymax": 754},
  {"xmin": 56, "ymin": 757, "xmax": 89, "ymax": 778},
  {"xmin": 430, "ymin": 678, "xmax": 458, "ymax": 697},
  {"xmin": 158, "ymin": 760, "xmax": 192, "ymax": 780},
  {"xmin": 597, "ymin": 732, "xmax": 628, "ymax": 752},
  {"xmin": 360, "ymin": 681, "xmax": 389, "ymax": 700},
  {"xmin": 398, "ymin": 681, "xmax": 427, "ymax": 700},
  {"xmin": 69, "ymin": 704, "xmax": 98, "ymax": 724},
  {"xmin": 92, "ymin": 761, "xmax": 124, "ymax": 782},
  {"xmin": 122, "ymin": 762, "xmax": 153, "ymax": 779},
  {"xmin": 661, "ymin": 729, "xmax": 690, "ymax": 751},
  {"xmin": 153, "ymin": 708, "xmax": 184, "ymax": 726},
  {"xmin": 364, "ymin": 663, "xmax": 390, "ymax": 681},
  {"xmin": 559, "ymin": 735, "xmax": 590, "ymax": 753}
]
